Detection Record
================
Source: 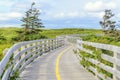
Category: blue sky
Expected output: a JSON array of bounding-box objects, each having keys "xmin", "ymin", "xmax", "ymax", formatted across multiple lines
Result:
[{"xmin": 0, "ymin": 0, "xmax": 120, "ymax": 29}]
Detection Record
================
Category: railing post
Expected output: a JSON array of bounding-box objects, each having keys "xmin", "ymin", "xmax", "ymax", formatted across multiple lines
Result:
[
  {"xmin": 42, "ymin": 40, "xmax": 45, "ymax": 53},
  {"xmin": 113, "ymin": 51, "xmax": 117, "ymax": 80},
  {"xmin": 21, "ymin": 46, "xmax": 25, "ymax": 61},
  {"xmin": 51, "ymin": 39, "xmax": 53, "ymax": 50},
  {"xmin": 56, "ymin": 39, "xmax": 58, "ymax": 48},
  {"xmin": 33, "ymin": 42, "xmax": 37, "ymax": 57},
  {"xmin": 55, "ymin": 39, "xmax": 57, "ymax": 49},
  {"xmin": 77, "ymin": 39, "xmax": 83, "ymax": 49},
  {"xmin": 47, "ymin": 40, "xmax": 50, "ymax": 52},
  {"xmin": 62, "ymin": 38, "xmax": 65, "ymax": 46},
  {"xmin": 46, "ymin": 40, "xmax": 49, "ymax": 52},
  {"xmin": 54, "ymin": 39, "xmax": 55, "ymax": 49},
  {"xmin": 95, "ymin": 69, "xmax": 99, "ymax": 80},
  {"xmin": 49, "ymin": 39, "xmax": 52, "ymax": 51}
]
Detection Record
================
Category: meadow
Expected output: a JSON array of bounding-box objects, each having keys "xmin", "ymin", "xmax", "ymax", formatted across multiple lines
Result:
[
  {"xmin": 0, "ymin": 27, "xmax": 103, "ymax": 60},
  {"xmin": 1, "ymin": 27, "xmax": 120, "ymax": 61}
]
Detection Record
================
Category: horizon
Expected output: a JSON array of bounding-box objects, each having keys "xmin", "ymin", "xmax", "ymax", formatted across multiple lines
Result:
[
  {"xmin": 0, "ymin": 0, "xmax": 120, "ymax": 29},
  {"xmin": 0, "ymin": 26, "xmax": 102, "ymax": 30}
]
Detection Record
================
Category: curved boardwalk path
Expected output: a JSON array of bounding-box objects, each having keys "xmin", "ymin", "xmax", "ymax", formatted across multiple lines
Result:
[{"xmin": 19, "ymin": 44, "xmax": 96, "ymax": 80}]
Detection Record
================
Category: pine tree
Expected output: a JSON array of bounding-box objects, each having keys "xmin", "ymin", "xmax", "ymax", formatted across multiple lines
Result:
[
  {"xmin": 21, "ymin": 2, "xmax": 44, "ymax": 32},
  {"xmin": 99, "ymin": 9, "xmax": 116, "ymax": 34}
]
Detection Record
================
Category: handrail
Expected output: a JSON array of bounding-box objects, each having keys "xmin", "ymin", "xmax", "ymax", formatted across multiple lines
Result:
[
  {"xmin": 0, "ymin": 38, "xmax": 65, "ymax": 80},
  {"xmin": 77, "ymin": 39, "xmax": 120, "ymax": 80}
]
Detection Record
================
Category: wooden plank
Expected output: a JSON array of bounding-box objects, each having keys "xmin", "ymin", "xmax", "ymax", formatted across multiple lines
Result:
[
  {"xmin": 89, "ymin": 66, "xmax": 112, "ymax": 80},
  {"xmin": 13, "ymin": 49, "xmax": 42, "ymax": 72},
  {"xmin": 0, "ymin": 38, "xmax": 64, "ymax": 80},
  {"xmin": 14, "ymin": 44, "xmax": 41, "ymax": 61},
  {"xmin": 19, "ymin": 53, "xmax": 39, "ymax": 72},
  {"xmin": 114, "ymin": 70, "xmax": 120, "ymax": 79},
  {"xmin": 87, "ymin": 58, "xmax": 114, "ymax": 74},
  {"xmin": 116, "ymin": 59, "xmax": 120, "ymax": 66},
  {"xmin": 101, "ymin": 54, "xmax": 115, "ymax": 63},
  {"xmin": 2, "ymin": 66, "xmax": 12, "ymax": 80},
  {"xmin": 77, "ymin": 40, "xmax": 120, "ymax": 53},
  {"xmin": 78, "ymin": 46, "xmax": 94, "ymax": 55}
]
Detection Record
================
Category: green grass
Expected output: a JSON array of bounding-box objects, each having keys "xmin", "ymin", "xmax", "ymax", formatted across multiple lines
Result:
[
  {"xmin": 1, "ymin": 27, "xmax": 119, "ymax": 79},
  {"xmin": 81, "ymin": 34, "xmax": 120, "ymax": 46},
  {"xmin": 40, "ymin": 28, "xmax": 103, "ymax": 38},
  {"xmin": 0, "ymin": 27, "xmax": 103, "ymax": 60},
  {"xmin": 0, "ymin": 27, "xmax": 19, "ymax": 40}
]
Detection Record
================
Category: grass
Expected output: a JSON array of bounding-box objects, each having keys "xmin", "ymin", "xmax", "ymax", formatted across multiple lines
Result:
[
  {"xmin": 1, "ymin": 27, "xmax": 119, "ymax": 80},
  {"xmin": 40, "ymin": 28, "xmax": 103, "ymax": 38},
  {"xmin": 0, "ymin": 27, "xmax": 103, "ymax": 60},
  {"xmin": 81, "ymin": 34, "xmax": 120, "ymax": 46}
]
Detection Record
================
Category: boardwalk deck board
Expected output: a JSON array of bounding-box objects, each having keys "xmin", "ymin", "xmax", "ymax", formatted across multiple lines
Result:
[{"xmin": 19, "ymin": 44, "xmax": 97, "ymax": 80}]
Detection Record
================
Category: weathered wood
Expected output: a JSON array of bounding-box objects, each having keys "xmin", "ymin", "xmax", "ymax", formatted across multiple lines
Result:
[
  {"xmin": 2, "ymin": 66, "xmax": 12, "ymax": 80},
  {"xmin": 101, "ymin": 54, "xmax": 115, "ymax": 63},
  {"xmin": 0, "ymin": 38, "xmax": 64, "ymax": 80},
  {"xmin": 78, "ymin": 46, "xmax": 93, "ymax": 55},
  {"xmin": 77, "ymin": 39, "xmax": 120, "ymax": 80},
  {"xmin": 89, "ymin": 66, "xmax": 112, "ymax": 80}
]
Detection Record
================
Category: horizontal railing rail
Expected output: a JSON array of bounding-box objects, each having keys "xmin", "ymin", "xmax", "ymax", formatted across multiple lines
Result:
[
  {"xmin": 0, "ymin": 38, "xmax": 65, "ymax": 80},
  {"xmin": 77, "ymin": 39, "xmax": 120, "ymax": 80}
]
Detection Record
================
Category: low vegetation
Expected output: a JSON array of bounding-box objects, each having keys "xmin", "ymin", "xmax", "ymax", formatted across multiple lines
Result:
[
  {"xmin": 81, "ymin": 34, "xmax": 120, "ymax": 46},
  {"xmin": 79, "ymin": 44, "xmax": 113, "ymax": 78},
  {"xmin": 0, "ymin": 28, "xmax": 102, "ymax": 60}
]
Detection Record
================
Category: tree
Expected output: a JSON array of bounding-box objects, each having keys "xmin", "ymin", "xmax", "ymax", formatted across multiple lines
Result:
[
  {"xmin": 21, "ymin": 2, "xmax": 44, "ymax": 32},
  {"xmin": 99, "ymin": 9, "xmax": 116, "ymax": 34}
]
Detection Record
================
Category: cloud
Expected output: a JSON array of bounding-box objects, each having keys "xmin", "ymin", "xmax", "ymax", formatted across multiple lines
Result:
[
  {"xmin": 0, "ymin": 0, "xmax": 15, "ymax": 7},
  {"xmin": 50, "ymin": 12, "xmax": 85, "ymax": 19},
  {"xmin": 84, "ymin": 1, "xmax": 117, "ymax": 12},
  {"xmin": 0, "ymin": 12, "xmax": 22, "ymax": 21},
  {"xmin": 0, "ymin": 0, "xmax": 119, "ymax": 29},
  {"xmin": 86, "ymin": 12, "xmax": 105, "ymax": 19},
  {"xmin": 83, "ymin": 0, "xmax": 117, "ymax": 19}
]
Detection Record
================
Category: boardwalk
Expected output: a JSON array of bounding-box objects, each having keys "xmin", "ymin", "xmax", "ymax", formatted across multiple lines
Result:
[
  {"xmin": 1, "ymin": 35, "xmax": 120, "ymax": 80},
  {"xmin": 19, "ymin": 44, "xmax": 96, "ymax": 80}
]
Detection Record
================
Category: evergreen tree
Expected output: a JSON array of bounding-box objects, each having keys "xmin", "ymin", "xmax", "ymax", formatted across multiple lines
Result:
[
  {"xmin": 99, "ymin": 9, "xmax": 116, "ymax": 34},
  {"xmin": 21, "ymin": 2, "xmax": 44, "ymax": 32}
]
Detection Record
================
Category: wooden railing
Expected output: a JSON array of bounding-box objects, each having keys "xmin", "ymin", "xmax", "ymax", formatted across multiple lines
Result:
[
  {"xmin": 77, "ymin": 39, "xmax": 120, "ymax": 80},
  {"xmin": 0, "ymin": 38, "xmax": 64, "ymax": 80}
]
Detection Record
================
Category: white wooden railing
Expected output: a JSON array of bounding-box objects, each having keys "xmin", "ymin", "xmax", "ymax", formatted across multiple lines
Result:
[
  {"xmin": 0, "ymin": 38, "xmax": 64, "ymax": 80},
  {"xmin": 77, "ymin": 39, "xmax": 120, "ymax": 80}
]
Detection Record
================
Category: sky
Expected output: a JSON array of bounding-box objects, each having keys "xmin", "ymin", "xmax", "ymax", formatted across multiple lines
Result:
[{"xmin": 0, "ymin": 0, "xmax": 120, "ymax": 29}]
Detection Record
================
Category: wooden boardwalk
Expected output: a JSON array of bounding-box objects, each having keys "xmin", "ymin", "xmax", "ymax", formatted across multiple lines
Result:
[
  {"xmin": 19, "ymin": 44, "xmax": 97, "ymax": 80},
  {"xmin": 1, "ymin": 35, "xmax": 120, "ymax": 80}
]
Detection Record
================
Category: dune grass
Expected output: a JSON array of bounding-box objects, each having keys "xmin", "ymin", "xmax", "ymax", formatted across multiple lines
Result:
[{"xmin": 0, "ymin": 27, "xmax": 103, "ymax": 60}]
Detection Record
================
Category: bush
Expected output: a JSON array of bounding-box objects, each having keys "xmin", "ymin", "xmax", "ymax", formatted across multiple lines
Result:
[
  {"xmin": 24, "ymin": 34, "xmax": 47, "ymax": 41},
  {"xmin": 81, "ymin": 34, "xmax": 117, "ymax": 45}
]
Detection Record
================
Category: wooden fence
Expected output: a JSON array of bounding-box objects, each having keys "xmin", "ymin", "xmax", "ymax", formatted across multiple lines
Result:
[
  {"xmin": 0, "ymin": 38, "xmax": 64, "ymax": 80},
  {"xmin": 77, "ymin": 39, "xmax": 120, "ymax": 80}
]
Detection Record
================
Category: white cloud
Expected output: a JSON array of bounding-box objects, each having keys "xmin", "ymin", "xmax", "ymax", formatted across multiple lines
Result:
[
  {"xmin": 87, "ymin": 12, "xmax": 105, "ymax": 18},
  {"xmin": 83, "ymin": 0, "xmax": 117, "ymax": 19},
  {"xmin": 0, "ymin": 1, "xmax": 14, "ymax": 7},
  {"xmin": 0, "ymin": 0, "xmax": 119, "ymax": 28},
  {"xmin": 0, "ymin": 12, "xmax": 22, "ymax": 21},
  {"xmin": 53, "ymin": 12, "xmax": 85, "ymax": 19},
  {"xmin": 84, "ymin": 1, "xmax": 117, "ymax": 12}
]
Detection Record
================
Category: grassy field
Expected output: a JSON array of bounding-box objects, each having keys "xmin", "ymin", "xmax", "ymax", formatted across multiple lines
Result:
[{"xmin": 0, "ymin": 27, "xmax": 103, "ymax": 60}]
